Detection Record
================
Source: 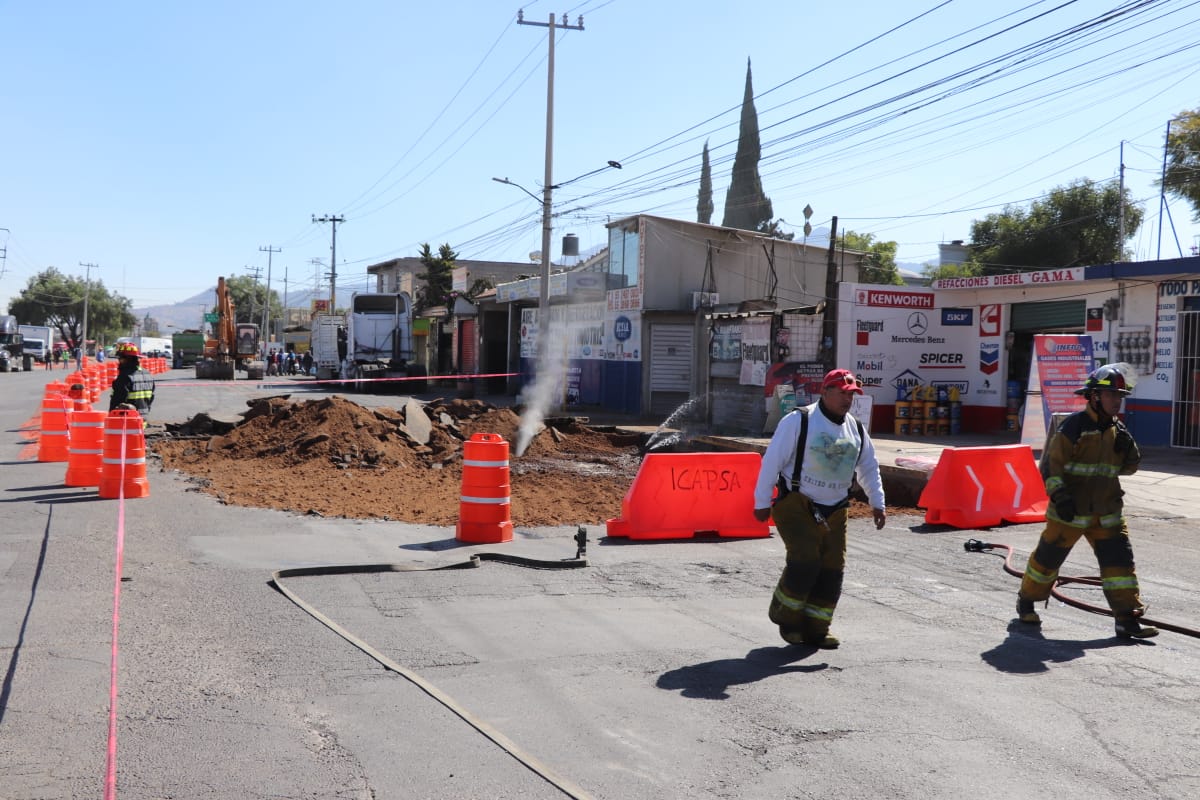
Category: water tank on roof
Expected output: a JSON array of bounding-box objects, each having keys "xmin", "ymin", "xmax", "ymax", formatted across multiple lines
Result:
[{"xmin": 562, "ymin": 233, "xmax": 579, "ymax": 257}]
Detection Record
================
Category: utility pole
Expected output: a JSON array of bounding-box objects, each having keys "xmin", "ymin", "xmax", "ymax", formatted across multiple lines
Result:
[
  {"xmin": 259, "ymin": 245, "xmax": 280, "ymax": 343},
  {"xmin": 0, "ymin": 228, "xmax": 9, "ymax": 281},
  {"xmin": 517, "ymin": 9, "xmax": 584, "ymax": 333},
  {"xmin": 1118, "ymin": 140, "xmax": 1126, "ymax": 259},
  {"xmin": 821, "ymin": 216, "xmax": 839, "ymax": 372},
  {"xmin": 312, "ymin": 215, "xmax": 345, "ymax": 311},
  {"xmin": 308, "ymin": 258, "xmax": 326, "ymax": 310},
  {"xmin": 245, "ymin": 265, "xmax": 262, "ymax": 327},
  {"xmin": 79, "ymin": 262, "xmax": 98, "ymax": 354}
]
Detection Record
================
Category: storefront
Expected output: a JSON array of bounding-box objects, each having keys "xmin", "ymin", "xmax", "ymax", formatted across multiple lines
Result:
[{"xmin": 837, "ymin": 255, "xmax": 1200, "ymax": 447}]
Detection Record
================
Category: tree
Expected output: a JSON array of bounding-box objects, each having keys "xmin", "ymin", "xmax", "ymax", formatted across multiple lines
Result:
[
  {"xmin": 1160, "ymin": 109, "xmax": 1200, "ymax": 223},
  {"xmin": 968, "ymin": 179, "xmax": 1143, "ymax": 269},
  {"xmin": 7, "ymin": 267, "xmax": 137, "ymax": 346},
  {"xmin": 843, "ymin": 231, "xmax": 903, "ymax": 285},
  {"xmin": 415, "ymin": 243, "xmax": 458, "ymax": 312},
  {"xmin": 697, "ymin": 140, "xmax": 714, "ymax": 225},
  {"xmin": 225, "ymin": 275, "xmax": 281, "ymax": 325},
  {"xmin": 722, "ymin": 59, "xmax": 775, "ymax": 233},
  {"xmin": 923, "ymin": 258, "xmax": 985, "ymax": 283}
]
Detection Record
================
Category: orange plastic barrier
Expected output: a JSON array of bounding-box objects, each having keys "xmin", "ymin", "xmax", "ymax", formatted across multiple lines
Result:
[
  {"xmin": 67, "ymin": 382, "xmax": 91, "ymax": 412},
  {"xmin": 99, "ymin": 409, "xmax": 150, "ymax": 499},
  {"xmin": 456, "ymin": 433, "xmax": 513, "ymax": 544},
  {"xmin": 65, "ymin": 409, "xmax": 107, "ymax": 487},
  {"xmin": 918, "ymin": 444, "xmax": 1048, "ymax": 529},
  {"xmin": 606, "ymin": 452, "xmax": 770, "ymax": 540},
  {"xmin": 37, "ymin": 392, "xmax": 72, "ymax": 462}
]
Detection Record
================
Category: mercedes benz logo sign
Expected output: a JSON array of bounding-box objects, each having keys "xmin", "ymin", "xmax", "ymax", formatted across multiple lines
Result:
[{"xmin": 907, "ymin": 312, "xmax": 929, "ymax": 336}]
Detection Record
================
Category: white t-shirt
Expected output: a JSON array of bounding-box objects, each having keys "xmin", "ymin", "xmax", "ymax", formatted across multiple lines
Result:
[{"xmin": 753, "ymin": 401, "xmax": 886, "ymax": 510}]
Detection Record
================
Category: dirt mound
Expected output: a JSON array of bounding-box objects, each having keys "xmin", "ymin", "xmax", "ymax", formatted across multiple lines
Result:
[{"xmin": 153, "ymin": 395, "xmax": 644, "ymax": 525}]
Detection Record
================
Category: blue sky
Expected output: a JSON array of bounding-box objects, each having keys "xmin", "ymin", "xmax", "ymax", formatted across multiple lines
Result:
[{"xmin": 2, "ymin": 0, "xmax": 1199, "ymax": 312}]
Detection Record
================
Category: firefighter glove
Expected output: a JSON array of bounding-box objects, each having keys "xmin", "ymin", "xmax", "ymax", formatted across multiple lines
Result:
[
  {"xmin": 1052, "ymin": 490, "xmax": 1076, "ymax": 522},
  {"xmin": 1113, "ymin": 425, "xmax": 1134, "ymax": 455}
]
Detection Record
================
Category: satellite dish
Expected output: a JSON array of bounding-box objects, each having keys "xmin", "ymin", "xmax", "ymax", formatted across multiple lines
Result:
[{"xmin": 529, "ymin": 250, "xmax": 542, "ymax": 263}]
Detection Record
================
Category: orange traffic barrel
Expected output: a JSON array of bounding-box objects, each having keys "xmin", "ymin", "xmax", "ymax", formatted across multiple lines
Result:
[
  {"xmin": 37, "ymin": 392, "xmax": 72, "ymax": 462},
  {"xmin": 98, "ymin": 409, "xmax": 150, "ymax": 499},
  {"xmin": 455, "ymin": 433, "xmax": 514, "ymax": 544},
  {"xmin": 67, "ymin": 382, "xmax": 91, "ymax": 412},
  {"xmin": 64, "ymin": 409, "xmax": 107, "ymax": 487}
]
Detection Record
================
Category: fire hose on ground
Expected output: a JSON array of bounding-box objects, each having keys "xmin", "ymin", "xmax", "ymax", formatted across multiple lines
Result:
[
  {"xmin": 963, "ymin": 539, "xmax": 1200, "ymax": 639},
  {"xmin": 270, "ymin": 529, "xmax": 594, "ymax": 800}
]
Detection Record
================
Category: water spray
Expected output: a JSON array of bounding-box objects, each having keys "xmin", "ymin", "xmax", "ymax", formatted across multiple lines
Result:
[{"xmin": 515, "ymin": 314, "xmax": 569, "ymax": 456}]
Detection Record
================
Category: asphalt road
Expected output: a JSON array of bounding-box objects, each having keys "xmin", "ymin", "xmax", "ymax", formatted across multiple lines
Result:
[{"xmin": 2, "ymin": 367, "xmax": 1198, "ymax": 799}]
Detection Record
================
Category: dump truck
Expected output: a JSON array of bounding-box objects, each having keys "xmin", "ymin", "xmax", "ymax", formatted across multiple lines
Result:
[{"xmin": 171, "ymin": 330, "xmax": 206, "ymax": 367}]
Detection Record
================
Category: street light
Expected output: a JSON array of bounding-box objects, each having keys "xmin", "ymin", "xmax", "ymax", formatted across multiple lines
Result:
[{"xmin": 491, "ymin": 160, "xmax": 622, "ymax": 329}]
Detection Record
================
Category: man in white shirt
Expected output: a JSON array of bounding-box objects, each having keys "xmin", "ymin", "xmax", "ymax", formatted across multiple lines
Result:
[{"xmin": 753, "ymin": 368, "xmax": 886, "ymax": 649}]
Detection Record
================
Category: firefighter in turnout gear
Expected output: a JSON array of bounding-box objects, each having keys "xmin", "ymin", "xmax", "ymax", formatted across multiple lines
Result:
[
  {"xmin": 753, "ymin": 369, "xmax": 887, "ymax": 649},
  {"xmin": 110, "ymin": 342, "xmax": 156, "ymax": 421},
  {"xmin": 1016, "ymin": 364, "xmax": 1158, "ymax": 639}
]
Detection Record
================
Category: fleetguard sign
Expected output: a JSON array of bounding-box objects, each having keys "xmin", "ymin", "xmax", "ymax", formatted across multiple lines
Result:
[{"xmin": 855, "ymin": 289, "xmax": 935, "ymax": 308}]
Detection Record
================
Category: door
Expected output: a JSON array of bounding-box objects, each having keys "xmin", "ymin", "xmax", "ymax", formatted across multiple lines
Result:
[{"xmin": 649, "ymin": 323, "xmax": 693, "ymax": 418}]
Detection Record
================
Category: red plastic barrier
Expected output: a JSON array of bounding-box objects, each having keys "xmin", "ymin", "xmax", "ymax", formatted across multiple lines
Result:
[
  {"xmin": 918, "ymin": 444, "xmax": 1047, "ymax": 529},
  {"xmin": 606, "ymin": 452, "xmax": 769, "ymax": 540},
  {"xmin": 456, "ymin": 433, "xmax": 514, "ymax": 544}
]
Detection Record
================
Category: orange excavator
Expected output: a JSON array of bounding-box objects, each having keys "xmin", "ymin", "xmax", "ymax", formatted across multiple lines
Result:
[{"xmin": 196, "ymin": 276, "xmax": 260, "ymax": 379}]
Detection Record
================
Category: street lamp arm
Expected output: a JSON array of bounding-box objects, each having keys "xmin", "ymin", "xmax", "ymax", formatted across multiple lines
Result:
[{"xmin": 492, "ymin": 176, "xmax": 544, "ymax": 205}]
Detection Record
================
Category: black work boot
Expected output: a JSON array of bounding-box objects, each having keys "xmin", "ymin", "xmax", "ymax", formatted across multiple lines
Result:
[
  {"xmin": 1115, "ymin": 618, "xmax": 1159, "ymax": 639},
  {"xmin": 1016, "ymin": 596, "xmax": 1041, "ymax": 625}
]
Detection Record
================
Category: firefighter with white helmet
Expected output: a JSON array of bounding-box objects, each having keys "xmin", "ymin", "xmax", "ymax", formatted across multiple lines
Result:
[{"xmin": 1016, "ymin": 364, "xmax": 1157, "ymax": 638}]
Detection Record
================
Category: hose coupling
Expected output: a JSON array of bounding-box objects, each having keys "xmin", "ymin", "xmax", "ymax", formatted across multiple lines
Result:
[{"xmin": 963, "ymin": 539, "xmax": 992, "ymax": 552}]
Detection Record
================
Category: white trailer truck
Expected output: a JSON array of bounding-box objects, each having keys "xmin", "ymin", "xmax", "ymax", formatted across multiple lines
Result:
[
  {"xmin": 310, "ymin": 313, "xmax": 346, "ymax": 381},
  {"xmin": 19, "ymin": 324, "xmax": 55, "ymax": 362},
  {"xmin": 344, "ymin": 292, "xmax": 426, "ymax": 392}
]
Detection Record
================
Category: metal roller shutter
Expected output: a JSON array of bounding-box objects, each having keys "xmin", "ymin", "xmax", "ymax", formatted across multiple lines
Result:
[{"xmin": 1010, "ymin": 299, "xmax": 1086, "ymax": 331}]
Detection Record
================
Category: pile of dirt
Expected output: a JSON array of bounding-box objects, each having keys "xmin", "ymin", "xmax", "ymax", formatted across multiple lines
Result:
[{"xmin": 152, "ymin": 396, "xmax": 645, "ymax": 525}]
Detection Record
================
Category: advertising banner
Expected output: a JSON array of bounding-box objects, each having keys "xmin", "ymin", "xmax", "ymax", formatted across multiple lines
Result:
[
  {"xmin": 738, "ymin": 318, "xmax": 771, "ymax": 386},
  {"xmin": 603, "ymin": 309, "xmax": 642, "ymax": 362},
  {"xmin": 846, "ymin": 284, "xmax": 995, "ymax": 407},
  {"xmin": 1033, "ymin": 334, "xmax": 1093, "ymax": 429}
]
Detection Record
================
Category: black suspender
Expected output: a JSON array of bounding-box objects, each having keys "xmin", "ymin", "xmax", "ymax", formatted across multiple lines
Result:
[{"xmin": 781, "ymin": 406, "xmax": 864, "ymax": 494}]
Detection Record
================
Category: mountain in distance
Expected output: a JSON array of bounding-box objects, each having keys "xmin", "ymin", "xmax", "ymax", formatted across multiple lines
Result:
[{"xmin": 132, "ymin": 286, "xmax": 343, "ymax": 332}]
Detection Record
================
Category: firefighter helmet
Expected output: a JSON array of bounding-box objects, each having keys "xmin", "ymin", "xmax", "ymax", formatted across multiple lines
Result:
[
  {"xmin": 1075, "ymin": 365, "xmax": 1131, "ymax": 396},
  {"xmin": 116, "ymin": 342, "xmax": 140, "ymax": 358}
]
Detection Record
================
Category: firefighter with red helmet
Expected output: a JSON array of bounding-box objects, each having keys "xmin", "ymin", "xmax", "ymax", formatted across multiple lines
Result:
[
  {"xmin": 110, "ymin": 342, "xmax": 156, "ymax": 420},
  {"xmin": 1016, "ymin": 364, "xmax": 1157, "ymax": 639}
]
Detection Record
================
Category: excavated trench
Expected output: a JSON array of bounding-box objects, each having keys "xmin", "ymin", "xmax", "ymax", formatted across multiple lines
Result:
[{"xmin": 150, "ymin": 395, "xmax": 918, "ymax": 525}]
